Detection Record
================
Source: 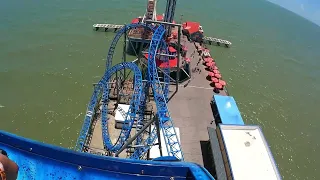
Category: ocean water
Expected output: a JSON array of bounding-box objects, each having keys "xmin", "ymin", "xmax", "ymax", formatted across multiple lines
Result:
[{"xmin": 0, "ymin": 0, "xmax": 319, "ymax": 179}]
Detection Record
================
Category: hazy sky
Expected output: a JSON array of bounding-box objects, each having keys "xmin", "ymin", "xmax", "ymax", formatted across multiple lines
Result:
[{"xmin": 268, "ymin": 0, "xmax": 320, "ymax": 26}]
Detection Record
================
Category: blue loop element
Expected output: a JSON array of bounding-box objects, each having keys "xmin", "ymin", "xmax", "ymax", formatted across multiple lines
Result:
[
  {"xmin": 75, "ymin": 62, "xmax": 143, "ymax": 152},
  {"xmin": 105, "ymin": 23, "xmax": 155, "ymax": 71},
  {"xmin": 100, "ymin": 62, "xmax": 143, "ymax": 151},
  {"xmin": 131, "ymin": 25, "xmax": 183, "ymax": 160},
  {"xmin": 77, "ymin": 24, "xmax": 183, "ymax": 160}
]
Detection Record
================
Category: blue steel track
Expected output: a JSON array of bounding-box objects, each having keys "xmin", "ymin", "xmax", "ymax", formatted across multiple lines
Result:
[{"xmin": 75, "ymin": 24, "xmax": 183, "ymax": 160}]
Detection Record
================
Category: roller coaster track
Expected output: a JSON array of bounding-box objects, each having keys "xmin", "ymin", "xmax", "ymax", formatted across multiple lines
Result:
[
  {"xmin": 131, "ymin": 25, "xmax": 183, "ymax": 160},
  {"xmin": 76, "ymin": 23, "xmax": 154, "ymax": 153},
  {"xmin": 102, "ymin": 23, "xmax": 155, "ymax": 152},
  {"xmin": 104, "ymin": 23, "xmax": 170, "ymax": 151},
  {"xmin": 164, "ymin": 0, "xmax": 177, "ymax": 34},
  {"xmin": 75, "ymin": 62, "xmax": 143, "ymax": 152},
  {"xmin": 130, "ymin": 41, "xmax": 171, "ymax": 159},
  {"xmin": 75, "ymin": 83, "xmax": 103, "ymax": 152},
  {"xmin": 76, "ymin": 24, "xmax": 182, "ymax": 160},
  {"xmin": 160, "ymin": 41, "xmax": 170, "ymax": 100},
  {"xmin": 105, "ymin": 23, "xmax": 154, "ymax": 71},
  {"xmin": 164, "ymin": 0, "xmax": 177, "ymax": 24},
  {"xmin": 134, "ymin": 43, "xmax": 170, "ymax": 150},
  {"xmin": 104, "ymin": 23, "xmax": 169, "ymax": 100},
  {"xmin": 101, "ymin": 62, "xmax": 143, "ymax": 152},
  {"xmin": 135, "ymin": 84, "xmax": 148, "ymax": 147}
]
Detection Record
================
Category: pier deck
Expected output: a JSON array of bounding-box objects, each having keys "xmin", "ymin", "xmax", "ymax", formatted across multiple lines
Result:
[
  {"xmin": 168, "ymin": 84, "xmax": 214, "ymax": 165},
  {"xmin": 203, "ymin": 36, "xmax": 232, "ymax": 47},
  {"xmin": 167, "ymin": 37, "xmax": 228, "ymax": 165},
  {"xmin": 85, "ymin": 33, "xmax": 228, "ymax": 165},
  {"xmin": 92, "ymin": 23, "xmax": 232, "ymax": 48},
  {"xmin": 93, "ymin": 24, "xmax": 124, "ymax": 31},
  {"xmin": 84, "ymin": 84, "xmax": 157, "ymax": 158}
]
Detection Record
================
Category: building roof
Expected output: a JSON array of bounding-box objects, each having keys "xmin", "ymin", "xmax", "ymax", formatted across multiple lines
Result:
[
  {"xmin": 131, "ymin": 15, "xmax": 175, "ymax": 24},
  {"xmin": 219, "ymin": 124, "xmax": 282, "ymax": 180},
  {"xmin": 213, "ymin": 95, "xmax": 244, "ymax": 125},
  {"xmin": 115, "ymin": 104, "xmax": 130, "ymax": 122},
  {"xmin": 144, "ymin": 54, "xmax": 178, "ymax": 68},
  {"xmin": 131, "ymin": 18, "xmax": 140, "ymax": 24},
  {"xmin": 168, "ymin": 46, "xmax": 177, "ymax": 53},
  {"xmin": 182, "ymin": 21, "xmax": 200, "ymax": 35},
  {"xmin": 156, "ymin": 15, "xmax": 164, "ymax": 21}
]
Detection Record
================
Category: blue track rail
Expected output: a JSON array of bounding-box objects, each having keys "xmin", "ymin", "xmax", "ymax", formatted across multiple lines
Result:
[
  {"xmin": 75, "ymin": 62, "xmax": 143, "ymax": 152},
  {"xmin": 164, "ymin": 0, "xmax": 177, "ymax": 24},
  {"xmin": 133, "ymin": 41, "xmax": 170, "ymax": 152},
  {"xmin": 105, "ymin": 23, "xmax": 154, "ymax": 70},
  {"xmin": 131, "ymin": 25, "xmax": 183, "ymax": 160},
  {"xmin": 76, "ymin": 23, "xmax": 155, "ymax": 152},
  {"xmin": 76, "ymin": 24, "xmax": 182, "ymax": 160},
  {"xmin": 164, "ymin": 0, "xmax": 177, "ymax": 34},
  {"xmin": 159, "ymin": 40, "xmax": 170, "ymax": 101},
  {"xmin": 134, "ymin": 83, "xmax": 148, "ymax": 147},
  {"xmin": 100, "ymin": 62, "xmax": 143, "ymax": 152},
  {"xmin": 75, "ymin": 83, "xmax": 103, "ymax": 152}
]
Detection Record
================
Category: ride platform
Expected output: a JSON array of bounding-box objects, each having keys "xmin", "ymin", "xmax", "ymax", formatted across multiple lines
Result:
[
  {"xmin": 93, "ymin": 24, "xmax": 124, "ymax": 32},
  {"xmin": 83, "ymin": 79, "xmax": 157, "ymax": 159},
  {"xmin": 84, "ymin": 33, "xmax": 229, "ymax": 165},
  {"xmin": 77, "ymin": 26, "xmax": 280, "ymax": 179},
  {"xmin": 203, "ymin": 36, "xmax": 232, "ymax": 47}
]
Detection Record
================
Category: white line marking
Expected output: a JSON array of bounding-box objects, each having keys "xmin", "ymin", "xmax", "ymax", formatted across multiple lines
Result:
[{"xmin": 178, "ymin": 84, "xmax": 213, "ymax": 90}]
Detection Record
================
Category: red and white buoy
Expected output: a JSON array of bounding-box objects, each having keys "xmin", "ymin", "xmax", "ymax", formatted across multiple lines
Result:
[
  {"xmin": 213, "ymin": 70, "xmax": 220, "ymax": 74},
  {"xmin": 208, "ymin": 72, "xmax": 214, "ymax": 77},
  {"xmin": 219, "ymin": 79, "xmax": 226, "ymax": 86},
  {"xmin": 211, "ymin": 77, "xmax": 219, "ymax": 83},
  {"xmin": 205, "ymin": 62, "xmax": 213, "ymax": 67},
  {"xmin": 214, "ymin": 83, "xmax": 223, "ymax": 89},
  {"xmin": 214, "ymin": 73, "xmax": 222, "ymax": 79},
  {"xmin": 204, "ymin": 57, "xmax": 213, "ymax": 63}
]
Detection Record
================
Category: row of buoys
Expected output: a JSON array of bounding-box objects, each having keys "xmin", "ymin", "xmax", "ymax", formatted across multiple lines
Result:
[{"xmin": 199, "ymin": 47, "xmax": 227, "ymax": 90}]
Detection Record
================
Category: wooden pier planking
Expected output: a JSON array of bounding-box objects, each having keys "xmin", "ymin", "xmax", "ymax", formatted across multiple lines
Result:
[
  {"xmin": 92, "ymin": 23, "xmax": 232, "ymax": 48},
  {"xmin": 203, "ymin": 36, "xmax": 232, "ymax": 47},
  {"xmin": 93, "ymin": 24, "xmax": 124, "ymax": 31}
]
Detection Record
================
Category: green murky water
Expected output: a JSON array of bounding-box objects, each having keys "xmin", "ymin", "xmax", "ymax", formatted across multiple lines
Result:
[{"xmin": 0, "ymin": 0, "xmax": 319, "ymax": 179}]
